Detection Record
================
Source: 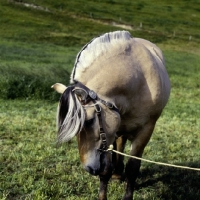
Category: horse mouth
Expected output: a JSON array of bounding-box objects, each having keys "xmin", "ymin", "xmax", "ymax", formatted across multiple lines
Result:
[
  {"xmin": 85, "ymin": 163, "xmax": 107, "ymax": 176},
  {"xmin": 84, "ymin": 152, "xmax": 112, "ymax": 176},
  {"xmin": 85, "ymin": 165, "xmax": 111, "ymax": 176},
  {"xmin": 85, "ymin": 165, "xmax": 100, "ymax": 176}
]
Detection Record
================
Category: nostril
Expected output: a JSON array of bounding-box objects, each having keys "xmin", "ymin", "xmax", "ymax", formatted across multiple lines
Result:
[
  {"xmin": 86, "ymin": 166, "xmax": 93, "ymax": 173},
  {"xmin": 85, "ymin": 166, "xmax": 100, "ymax": 176}
]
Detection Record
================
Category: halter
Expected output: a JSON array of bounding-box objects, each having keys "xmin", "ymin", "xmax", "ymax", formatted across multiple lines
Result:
[{"xmin": 73, "ymin": 81, "xmax": 119, "ymax": 152}]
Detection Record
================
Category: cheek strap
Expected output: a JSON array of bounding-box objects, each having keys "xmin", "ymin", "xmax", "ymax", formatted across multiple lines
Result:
[{"xmin": 94, "ymin": 104, "xmax": 108, "ymax": 152}]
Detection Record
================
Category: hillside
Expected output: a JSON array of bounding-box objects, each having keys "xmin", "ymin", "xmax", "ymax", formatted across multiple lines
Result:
[
  {"xmin": 0, "ymin": 0, "xmax": 200, "ymax": 100},
  {"xmin": 1, "ymin": 0, "xmax": 200, "ymax": 49}
]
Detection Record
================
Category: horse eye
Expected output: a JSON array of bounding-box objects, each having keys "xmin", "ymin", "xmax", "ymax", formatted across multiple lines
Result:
[{"xmin": 84, "ymin": 118, "xmax": 94, "ymax": 127}]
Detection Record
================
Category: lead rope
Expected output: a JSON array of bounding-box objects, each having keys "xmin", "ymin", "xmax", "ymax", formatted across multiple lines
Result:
[{"xmin": 107, "ymin": 145, "xmax": 200, "ymax": 171}]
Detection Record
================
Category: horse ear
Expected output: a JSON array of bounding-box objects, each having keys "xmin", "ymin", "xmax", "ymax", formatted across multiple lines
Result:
[
  {"xmin": 74, "ymin": 88, "xmax": 88, "ymax": 103},
  {"xmin": 51, "ymin": 83, "xmax": 67, "ymax": 94}
]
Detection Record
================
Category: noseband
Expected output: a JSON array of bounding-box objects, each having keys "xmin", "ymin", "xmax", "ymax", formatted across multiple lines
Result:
[{"xmin": 73, "ymin": 81, "xmax": 119, "ymax": 152}]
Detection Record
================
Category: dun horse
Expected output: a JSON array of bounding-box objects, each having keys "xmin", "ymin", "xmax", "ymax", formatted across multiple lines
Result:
[{"xmin": 52, "ymin": 31, "xmax": 170, "ymax": 200}]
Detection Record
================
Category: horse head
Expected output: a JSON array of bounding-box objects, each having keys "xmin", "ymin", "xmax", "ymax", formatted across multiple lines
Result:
[{"xmin": 52, "ymin": 82, "xmax": 121, "ymax": 176}]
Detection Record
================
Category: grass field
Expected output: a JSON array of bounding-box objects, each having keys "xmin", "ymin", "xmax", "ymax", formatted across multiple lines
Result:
[{"xmin": 1, "ymin": 0, "xmax": 200, "ymax": 200}]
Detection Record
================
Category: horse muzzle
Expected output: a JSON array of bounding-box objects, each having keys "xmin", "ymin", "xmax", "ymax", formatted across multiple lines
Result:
[
  {"xmin": 85, "ymin": 165, "xmax": 101, "ymax": 176},
  {"xmin": 84, "ymin": 151, "xmax": 113, "ymax": 176}
]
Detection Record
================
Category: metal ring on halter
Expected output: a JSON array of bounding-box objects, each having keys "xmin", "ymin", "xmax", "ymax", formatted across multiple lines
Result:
[{"xmin": 95, "ymin": 104, "xmax": 101, "ymax": 113}]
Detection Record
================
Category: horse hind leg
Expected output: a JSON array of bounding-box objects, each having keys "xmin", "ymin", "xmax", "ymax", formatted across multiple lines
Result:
[
  {"xmin": 112, "ymin": 135, "xmax": 127, "ymax": 181},
  {"xmin": 123, "ymin": 120, "xmax": 156, "ymax": 200}
]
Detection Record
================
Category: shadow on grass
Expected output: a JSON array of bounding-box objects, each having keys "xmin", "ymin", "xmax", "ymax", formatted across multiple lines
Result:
[{"xmin": 136, "ymin": 162, "xmax": 200, "ymax": 200}]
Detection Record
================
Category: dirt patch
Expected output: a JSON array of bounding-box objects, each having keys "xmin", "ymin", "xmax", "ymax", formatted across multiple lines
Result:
[{"xmin": 8, "ymin": 0, "xmax": 50, "ymax": 12}]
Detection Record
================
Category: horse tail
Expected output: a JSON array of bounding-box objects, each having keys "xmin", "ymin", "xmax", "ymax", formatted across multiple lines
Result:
[{"xmin": 57, "ymin": 86, "xmax": 85, "ymax": 143}]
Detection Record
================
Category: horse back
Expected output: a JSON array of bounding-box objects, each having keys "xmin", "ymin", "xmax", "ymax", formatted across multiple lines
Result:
[{"xmin": 75, "ymin": 37, "xmax": 170, "ymax": 131}]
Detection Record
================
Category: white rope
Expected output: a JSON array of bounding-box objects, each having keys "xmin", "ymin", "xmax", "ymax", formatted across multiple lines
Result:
[
  {"xmin": 83, "ymin": 102, "xmax": 100, "ymax": 108},
  {"xmin": 107, "ymin": 145, "xmax": 200, "ymax": 171}
]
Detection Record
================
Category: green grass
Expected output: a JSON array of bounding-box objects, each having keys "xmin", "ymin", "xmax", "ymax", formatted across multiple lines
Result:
[
  {"xmin": 1, "ymin": 0, "xmax": 200, "ymax": 199},
  {"xmin": 0, "ymin": 98, "xmax": 199, "ymax": 199}
]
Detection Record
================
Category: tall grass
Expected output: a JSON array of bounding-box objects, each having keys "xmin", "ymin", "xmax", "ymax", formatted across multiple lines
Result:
[{"xmin": 0, "ymin": 40, "xmax": 78, "ymax": 100}]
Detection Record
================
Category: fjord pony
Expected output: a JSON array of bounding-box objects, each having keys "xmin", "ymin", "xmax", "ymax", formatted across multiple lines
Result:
[{"xmin": 52, "ymin": 31, "xmax": 170, "ymax": 200}]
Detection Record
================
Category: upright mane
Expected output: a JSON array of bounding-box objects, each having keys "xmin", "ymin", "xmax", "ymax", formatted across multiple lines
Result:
[{"xmin": 70, "ymin": 30, "xmax": 132, "ymax": 83}]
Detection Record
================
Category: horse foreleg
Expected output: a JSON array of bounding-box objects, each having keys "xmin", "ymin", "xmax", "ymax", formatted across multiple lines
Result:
[
  {"xmin": 98, "ymin": 174, "xmax": 110, "ymax": 200},
  {"xmin": 123, "ymin": 120, "xmax": 156, "ymax": 200},
  {"xmin": 123, "ymin": 158, "xmax": 141, "ymax": 200},
  {"xmin": 112, "ymin": 135, "xmax": 127, "ymax": 181}
]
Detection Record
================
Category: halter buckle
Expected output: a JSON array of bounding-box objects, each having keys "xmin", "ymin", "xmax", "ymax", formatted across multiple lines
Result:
[{"xmin": 89, "ymin": 90, "xmax": 97, "ymax": 100}]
